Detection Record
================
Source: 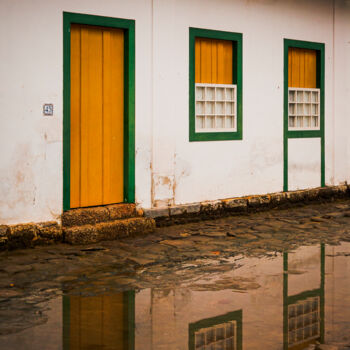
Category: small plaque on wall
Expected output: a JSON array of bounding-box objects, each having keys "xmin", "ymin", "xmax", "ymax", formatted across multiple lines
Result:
[{"xmin": 43, "ymin": 104, "xmax": 54, "ymax": 116}]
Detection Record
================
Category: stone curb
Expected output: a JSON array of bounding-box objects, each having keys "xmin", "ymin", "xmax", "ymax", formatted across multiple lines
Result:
[
  {"xmin": 1, "ymin": 185, "xmax": 349, "ymax": 250},
  {"xmin": 0, "ymin": 216, "xmax": 156, "ymax": 250},
  {"xmin": 143, "ymin": 185, "xmax": 350, "ymax": 226}
]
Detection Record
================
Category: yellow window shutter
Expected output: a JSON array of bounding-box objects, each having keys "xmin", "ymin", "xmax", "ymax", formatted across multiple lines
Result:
[{"xmin": 195, "ymin": 37, "xmax": 233, "ymax": 84}]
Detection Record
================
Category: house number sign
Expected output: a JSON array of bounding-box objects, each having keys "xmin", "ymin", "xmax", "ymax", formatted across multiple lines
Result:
[{"xmin": 43, "ymin": 104, "xmax": 54, "ymax": 116}]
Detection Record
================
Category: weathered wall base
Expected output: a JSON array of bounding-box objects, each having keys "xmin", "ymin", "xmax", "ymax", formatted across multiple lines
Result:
[
  {"xmin": 144, "ymin": 185, "xmax": 350, "ymax": 226},
  {"xmin": 1, "ymin": 185, "xmax": 349, "ymax": 250}
]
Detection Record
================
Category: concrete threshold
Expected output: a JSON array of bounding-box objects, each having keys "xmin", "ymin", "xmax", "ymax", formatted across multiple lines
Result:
[{"xmin": 0, "ymin": 185, "xmax": 349, "ymax": 250}]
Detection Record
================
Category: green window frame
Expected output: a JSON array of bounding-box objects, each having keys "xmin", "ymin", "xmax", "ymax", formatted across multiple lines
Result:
[
  {"xmin": 283, "ymin": 245, "xmax": 325, "ymax": 349},
  {"xmin": 283, "ymin": 39, "xmax": 325, "ymax": 191},
  {"xmin": 189, "ymin": 27, "xmax": 243, "ymax": 142},
  {"xmin": 188, "ymin": 310, "xmax": 242, "ymax": 350}
]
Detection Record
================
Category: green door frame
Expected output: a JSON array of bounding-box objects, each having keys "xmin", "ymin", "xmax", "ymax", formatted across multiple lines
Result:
[
  {"xmin": 283, "ymin": 39, "xmax": 325, "ymax": 192},
  {"xmin": 63, "ymin": 12, "xmax": 135, "ymax": 211}
]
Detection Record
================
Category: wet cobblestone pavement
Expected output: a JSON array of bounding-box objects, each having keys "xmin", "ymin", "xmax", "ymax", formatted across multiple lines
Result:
[{"xmin": 1, "ymin": 200, "xmax": 350, "ymax": 349}]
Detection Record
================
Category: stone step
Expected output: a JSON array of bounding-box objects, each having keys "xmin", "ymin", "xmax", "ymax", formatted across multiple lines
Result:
[
  {"xmin": 62, "ymin": 203, "xmax": 142, "ymax": 228},
  {"xmin": 63, "ymin": 216, "xmax": 156, "ymax": 245}
]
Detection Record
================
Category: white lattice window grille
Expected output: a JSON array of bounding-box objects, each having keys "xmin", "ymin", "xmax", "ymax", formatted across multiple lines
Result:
[
  {"xmin": 288, "ymin": 296, "xmax": 320, "ymax": 348},
  {"xmin": 194, "ymin": 320, "xmax": 237, "ymax": 350},
  {"xmin": 195, "ymin": 83, "xmax": 237, "ymax": 133},
  {"xmin": 288, "ymin": 88, "xmax": 320, "ymax": 130}
]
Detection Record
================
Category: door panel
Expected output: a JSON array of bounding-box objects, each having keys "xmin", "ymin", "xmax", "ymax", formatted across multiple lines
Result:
[{"xmin": 70, "ymin": 24, "xmax": 124, "ymax": 208}]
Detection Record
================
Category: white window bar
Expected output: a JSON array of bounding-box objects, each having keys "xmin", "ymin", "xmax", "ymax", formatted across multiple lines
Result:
[
  {"xmin": 288, "ymin": 88, "xmax": 320, "ymax": 131},
  {"xmin": 287, "ymin": 296, "xmax": 320, "ymax": 348},
  {"xmin": 194, "ymin": 320, "xmax": 237, "ymax": 350},
  {"xmin": 195, "ymin": 83, "xmax": 237, "ymax": 133}
]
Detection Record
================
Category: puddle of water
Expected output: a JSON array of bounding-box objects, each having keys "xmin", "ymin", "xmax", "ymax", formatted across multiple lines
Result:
[{"xmin": 1, "ymin": 242, "xmax": 350, "ymax": 349}]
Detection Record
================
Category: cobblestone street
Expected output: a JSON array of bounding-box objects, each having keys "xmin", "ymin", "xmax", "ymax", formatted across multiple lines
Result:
[{"xmin": 1, "ymin": 200, "xmax": 350, "ymax": 349}]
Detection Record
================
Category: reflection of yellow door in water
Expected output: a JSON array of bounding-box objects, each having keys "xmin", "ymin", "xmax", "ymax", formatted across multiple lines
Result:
[
  {"xmin": 68, "ymin": 294, "xmax": 125, "ymax": 349},
  {"xmin": 70, "ymin": 24, "xmax": 124, "ymax": 208}
]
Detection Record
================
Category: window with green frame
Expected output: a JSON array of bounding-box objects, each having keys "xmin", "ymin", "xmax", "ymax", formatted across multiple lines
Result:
[
  {"xmin": 189, "ymin": 28, "xmax": 242, "ymax": 142},
  {"xmin": 283, "ymin": 39, "xmax": 325, "ymax": 191}
]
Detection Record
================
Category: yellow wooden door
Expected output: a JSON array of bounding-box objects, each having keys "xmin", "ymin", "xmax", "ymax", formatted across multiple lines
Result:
[
  {"xmin": 288, "ymin": 47, "xmax": 317, "ymax": 88},
  {"xmin": 70, "ymin": 24, "xmax": 124, "ymax": 208},
  {"xmin": 195, "ymin": 37, "xmax": 233, "ymax": 84}
]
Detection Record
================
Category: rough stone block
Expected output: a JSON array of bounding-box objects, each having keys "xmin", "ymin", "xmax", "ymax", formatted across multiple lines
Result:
[
  {"xmin": 221, "ymin": 198, "xmax": 247, "ymax": 211},
  {"xmin": 64, "ymin": 225, "xmax": 99, "ymax": 245},
  {"xmin": 0, "ymin": 226, "xmax": 9, "ymax": 249},
  {"xmin": 168, "ymin": 203, "xmax": 201, "ymax": 217},
  {"xmin": 184, "ymin": 203, "xmax": 201, "ymax": 214},
  {"xmin": 333, "ymin": 184, "xmax": 348, "ymax": 196},
  {"xmin": 65, "ymin": 217, "xmax": 155, "ymax": 244},
  {"xmin": 247, "ymin": 195, "xmax": 271, "ymax": 208},
  {"xmin": 123, "ymin": 217, "xmax": 156, "ymax": 237},
  {"xmin": 96, "ymin": 220, "xmax": 128, "ymax": 240},
  {"xmin": 286, "ymin": 190, "xmax": 307, "ymax": 202},
  {"xmin": 7, "ymin": 224, "xmax": 37, "ymax": 249},
  {"xmin": 144, "ymin": 208, "xmax": 170, "ymax": 218},
  {"xmin": 169, "ymin": 206, "xmax": 186, "ymax": 216},
  {"xmin": 106, "ymin": 203, "xmax": 136, "ymax": 220},
  {"xmin": 317, "ymin": 187, "xmax": 335, "ymax": 199},
  {"xmin": 200, "ymin": 200, "xmax": 223, "ymax": 213},
  {"xmin": 269, "ymin": 192, "xmax": 287, "ymax": 205},
  {"xmin": 36, "ymin": 221, "xmax": 62, "ymax": 243},
  {"xmin": 304, "ymin": 188, "xmax": 320, "ymax": 201},
  {"xmin": 61, "ymin": 206, "xmax": 110, "ymax": 227}
]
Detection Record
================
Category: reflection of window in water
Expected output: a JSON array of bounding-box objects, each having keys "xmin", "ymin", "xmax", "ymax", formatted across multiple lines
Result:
[
  {"xmin": 195, "ymin": 320, "xmax": 237, "ymax": 350},
  {"xmin": 288, "ymin": 296, "xmax": 320, "ymax": 347}
]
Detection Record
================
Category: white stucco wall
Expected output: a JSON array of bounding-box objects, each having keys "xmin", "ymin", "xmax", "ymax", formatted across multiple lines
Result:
[
  {"xmin": 288, "ymin": 138, "xmax": 321, "ymax": 191},
  {"xmin": 0, "ymin": 0, "xmax": 349, "ymax": 224}
]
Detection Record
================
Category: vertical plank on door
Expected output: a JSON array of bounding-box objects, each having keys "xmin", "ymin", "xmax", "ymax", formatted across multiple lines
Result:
[
  {"xmin": 299, "ymin": 49, "xmax": 306, "ymax": 88},
  {"xmin": 200, "ymin": 38, "xmax": 213, "ymax": 84},
  {"xmin": 70, "ymin": 25, "xmax": 81, "ymax": 208},
  {"xmin": 195, "ymin": 39, "xmax": 201, "ymax": 83},
  {"xmin": 211, "ymin": 40, "xmax": 218, "ymax": 84},
  {"xmin": 288, "ymin": 49, "xmax": 292, "ymax": 87},
  {"xmin": 103, "ymin": 28, "xmax": 124, "ymax": 204},
  {"xmin": 305, "ymin": 49, "xmax": 317, "ymax": 88},
  {"xmin": 80, "ymin": 26, "xmax": 103, "ymax": 207},
  {"xmin": 68, "ymin": 296, "xmax": 81, "ymax": 349},
  {"xmin": 217, "ymin": 39, "xmax": 233, "ymax": 84},
  {"xmin": 291, "ymin": 48, "xmax": 301, "ymax": 87}
]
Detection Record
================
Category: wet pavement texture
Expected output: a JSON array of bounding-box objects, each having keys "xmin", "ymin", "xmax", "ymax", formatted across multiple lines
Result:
[{"xmin": 1, "ymin": 200, "xmax": 350, "ymax": 349}]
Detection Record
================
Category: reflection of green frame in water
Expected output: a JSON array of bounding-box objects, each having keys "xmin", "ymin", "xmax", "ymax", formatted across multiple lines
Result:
[
  {"xmin": 62, "ymin": 291, "xmax": 135, "ymax": 350},
  {"xmin": 189, "ymin": 310, "xmax": 242, "ymax": 350},
  {"xmin": 283, "ymin": 244, "xmax": 325, "ymax": 350}
]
